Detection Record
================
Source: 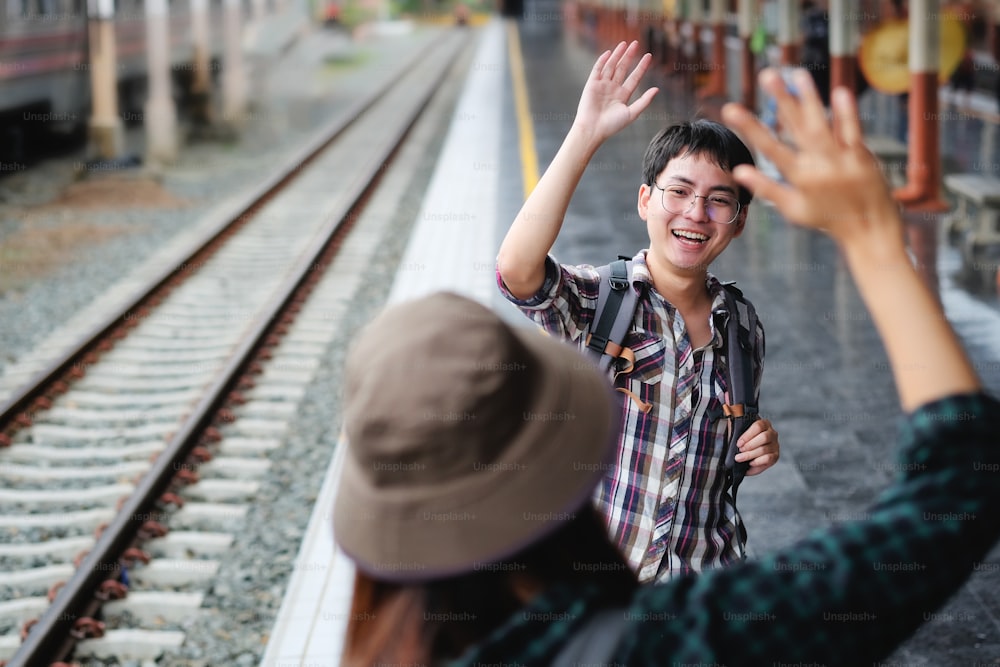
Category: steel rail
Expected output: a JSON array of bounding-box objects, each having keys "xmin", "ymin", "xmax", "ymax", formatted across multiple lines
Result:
[{"xmin": 0, "ymin": 30, "xmax": 444, "ymax": 445}]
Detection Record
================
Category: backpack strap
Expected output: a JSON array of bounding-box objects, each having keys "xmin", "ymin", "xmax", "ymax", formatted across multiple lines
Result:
[
  {"xmin": 717, "ymin": 282, "xmax": 762, "ymax": 503},
  {"xmin": 551, "ymin": 607, "xmax": 628, "ymax": 667},
  {"xmin": 586, "ymin": 258, "xmax": 642, "ymax": 374}
]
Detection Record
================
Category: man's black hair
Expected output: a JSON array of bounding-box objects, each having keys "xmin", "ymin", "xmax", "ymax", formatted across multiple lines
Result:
[{"xmin": 641, "ymin": 119, "xmax": 755, "ymax": 206}]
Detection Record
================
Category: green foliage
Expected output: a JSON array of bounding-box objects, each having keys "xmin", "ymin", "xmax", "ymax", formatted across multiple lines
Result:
[{"xmin": 338, "ymin": 0, "xmax": 378, "ymax": 27}]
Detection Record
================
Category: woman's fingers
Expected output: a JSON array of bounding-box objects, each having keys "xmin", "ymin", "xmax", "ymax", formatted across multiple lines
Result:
[
  {"xmin": 788, "ymin": 69, "xmax": 833, "ymax": 144},
  {"xmin": 832, "ymin": 86, "xmax": 863, "ymax": 147},
  {"xmin": 721, "ymin": 102, "xmax": 796, "ymax": 177},
  {"xmin": 759, "ymin": 69, "xmax": 802, "ymax": 137}
]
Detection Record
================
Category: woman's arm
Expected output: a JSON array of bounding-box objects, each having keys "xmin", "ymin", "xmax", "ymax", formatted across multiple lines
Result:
[{"xmin": 720, "ymin": 68, "xmax": 980, "ymax": 411}]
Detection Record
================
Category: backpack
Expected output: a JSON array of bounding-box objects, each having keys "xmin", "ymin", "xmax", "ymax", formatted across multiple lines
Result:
[{"xmin": 585, "ymin": 258, "xmax": 761, "ymax": 498}]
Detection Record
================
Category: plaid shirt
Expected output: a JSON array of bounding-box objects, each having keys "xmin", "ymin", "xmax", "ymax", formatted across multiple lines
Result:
[
  {"xmin": 449, "ymin": 392, "xmax": 1000, "ymax": 667},
  {"xmin": 497, "ymin": 251, "xmax": 764, "ymax": 582}
]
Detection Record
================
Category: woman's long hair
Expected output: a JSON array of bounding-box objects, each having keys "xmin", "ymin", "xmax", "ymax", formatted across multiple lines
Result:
[{"xmin": 341, "ymin": 504, "xmax": 637, "ymax": 666}]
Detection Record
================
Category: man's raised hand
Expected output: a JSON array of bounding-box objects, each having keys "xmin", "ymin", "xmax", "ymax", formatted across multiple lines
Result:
[{"xmin": 573, "ymin": 41, "xmax": 659, "ymax": 145}]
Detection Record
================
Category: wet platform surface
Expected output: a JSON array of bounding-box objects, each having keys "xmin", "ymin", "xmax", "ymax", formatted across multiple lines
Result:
[{"xmin": 499, "ymin": 14, "xmax": 1000, "ymax": 666}]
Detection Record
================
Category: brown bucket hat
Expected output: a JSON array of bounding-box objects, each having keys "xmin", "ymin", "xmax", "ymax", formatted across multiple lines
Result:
[{"xmin": 333, "ymin": 292, "xmax": 618, "ymax": 582}]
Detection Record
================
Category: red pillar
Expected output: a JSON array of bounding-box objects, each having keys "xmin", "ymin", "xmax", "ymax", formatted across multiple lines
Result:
[
  {"xmin": 741, "ymin": 38, "xmax": 756, "ymax": 108},
  {"xmin": 893, "ymin": 0, "xmax": 948, "ymax": 212},
  {"xmin": 777, "ymin": 0, "xmax": 799, "ymax": 66},
  {"xmin": 700, "ymin": 21, "xmax": 729, "ymax": 97},
  {"xmin": 829, "ymin": 55, "xmax": 857, "ymax": 94},
  {"xmin": 737, "ymin": 0, "xmax": 757, "ymax": 109}
]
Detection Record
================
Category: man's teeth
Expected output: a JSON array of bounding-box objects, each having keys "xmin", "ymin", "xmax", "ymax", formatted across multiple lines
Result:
[{"xmin": 673, "ymin": 230, "xmax": 709, "ymax": 241}]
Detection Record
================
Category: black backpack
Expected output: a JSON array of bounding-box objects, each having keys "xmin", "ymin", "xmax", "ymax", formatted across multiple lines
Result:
[{"xmin": 585, "ymin": 258, "xmax": 761, "ymax": 498}]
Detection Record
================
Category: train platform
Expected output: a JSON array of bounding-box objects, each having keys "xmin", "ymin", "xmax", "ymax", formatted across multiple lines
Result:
[{"xmin": 260, "ymin": 13, "xmax": 1000, "ymax": 667}]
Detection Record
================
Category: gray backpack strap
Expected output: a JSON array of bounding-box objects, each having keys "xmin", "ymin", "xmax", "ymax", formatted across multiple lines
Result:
[
  {"xmin": 587, "ymin": 259, "xmax": 640, "ymax": 374},
  {"xmin": 551, "ymin": 608, "xmax": 628, "ymax": 667},
  {"xmin": 718, "ymin": 282, "xmax": 762, "ymax": 502}
]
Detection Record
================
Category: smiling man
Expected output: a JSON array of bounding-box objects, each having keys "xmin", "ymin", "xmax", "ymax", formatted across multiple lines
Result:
[{"xmin": 496, "ymin": 41, "xmax": 781, "ymax": 583}]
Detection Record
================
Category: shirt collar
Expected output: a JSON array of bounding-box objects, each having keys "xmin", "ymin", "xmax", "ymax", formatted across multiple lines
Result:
[
  {"xmin": 634, "ymin": 249, "xmax": 728, "ymax": 318},
  {"xmin": 632, "ymin": 251, "xmax": 729, "ymax": 350},
  {"xmin": 632, "ymin": 250, "xmax": 725, "ymax": 299}
]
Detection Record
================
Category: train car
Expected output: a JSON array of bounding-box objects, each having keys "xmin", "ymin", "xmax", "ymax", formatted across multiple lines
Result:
[
  {"xmin": 1, "ymin": 0, "xmax": 88, "ymax": 132},
  {"xmin": 0, "ymin": 0, "xmax": 225, "ymax": 159}
]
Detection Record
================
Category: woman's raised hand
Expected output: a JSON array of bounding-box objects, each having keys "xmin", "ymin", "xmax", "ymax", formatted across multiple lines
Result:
[
  {"xmin": 721, "ymin": 68, "xmax": 903, "ymax": 252},
  {"xmin": 723, "ymin": 68, "xmax": 980, "ymax": 411}
]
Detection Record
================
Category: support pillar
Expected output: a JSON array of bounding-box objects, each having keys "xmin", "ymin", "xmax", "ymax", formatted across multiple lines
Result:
[
  {"xmin": 86, "ymin": 0, "xmax": 124, "ymax": 160},
  {"xmin": 699, "ymin": 0, "xmax": 728, "ymax": 97},
  {"xmin": 615, "ymin": 0, "xmax": 628, "ymax": 46},
  {"xmin": 687, "ymin": 0, "xmax": 703, "ymax": 93},
  {"xmin": 738, "ymin": 0, "xmax": 756, "ymax": 109},
  {"xmin": 829, "ymin": 0, "xmax": 858, "ymax": 96},
  {"xmin": 894, "ymin": 0, "xmax": 948, "ymax": 211},
  {"xmin": 777, "ymin": 0, "xmax": 798, "ymax": 65},
  {"xmin": 144, "ymin": 0, "xmax": 178, "ymax": 164},
  {"xmin": 222, "ymin": 0, "xmax": 247, "ymax": 131},
  {"xmin": 189, "ymin": 0, "xmax": 213, "ymax": 124}
]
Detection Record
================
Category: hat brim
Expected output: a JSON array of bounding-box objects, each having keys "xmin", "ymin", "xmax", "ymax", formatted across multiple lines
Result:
[{"xmin": 333, "ymin": 325, "xmax": 618, "ymax": 582}]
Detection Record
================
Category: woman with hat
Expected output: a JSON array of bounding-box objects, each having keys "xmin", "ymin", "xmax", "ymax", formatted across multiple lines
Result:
[{"xmin": 333, "ymin": 66, "xmax": 1000, "ymax": 667}]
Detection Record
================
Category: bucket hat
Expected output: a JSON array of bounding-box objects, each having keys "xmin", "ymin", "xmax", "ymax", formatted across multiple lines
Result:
[{"xmin": 333, "ymin": 292, "xmax": 618, "ymax": 582}]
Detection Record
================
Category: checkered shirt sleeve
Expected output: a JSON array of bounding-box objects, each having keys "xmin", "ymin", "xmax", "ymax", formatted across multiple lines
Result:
[{"xmin": 495, "ymin": 254, "xmax": 599, "ymax": 343}]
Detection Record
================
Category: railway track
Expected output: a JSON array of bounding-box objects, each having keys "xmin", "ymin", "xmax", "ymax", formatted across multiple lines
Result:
[{"xmin": 0, "ymin": 26, "xmax": 473, "ymax": 667}]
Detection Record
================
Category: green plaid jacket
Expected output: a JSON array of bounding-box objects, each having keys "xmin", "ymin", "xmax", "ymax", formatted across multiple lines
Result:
[{"xmin": 451, "ymin": 392, "xmax": 1000, "ymax": 667}]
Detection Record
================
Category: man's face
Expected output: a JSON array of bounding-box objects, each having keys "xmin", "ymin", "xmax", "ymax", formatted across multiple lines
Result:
[{"xmin": 638, "ymin": 152, "xmax": 748, "ymax": 278}]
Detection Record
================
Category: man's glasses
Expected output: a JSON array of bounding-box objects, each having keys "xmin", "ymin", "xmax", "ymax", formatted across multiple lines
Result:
[{"xmin": 653, "ymin": 184, "xmax": 741, "ymax": 225}]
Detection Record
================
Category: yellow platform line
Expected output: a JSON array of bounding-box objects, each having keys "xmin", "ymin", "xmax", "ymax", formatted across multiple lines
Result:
[{"xmin": 506, "ymin": 20, "xmax": 539, "ymax": 197}]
